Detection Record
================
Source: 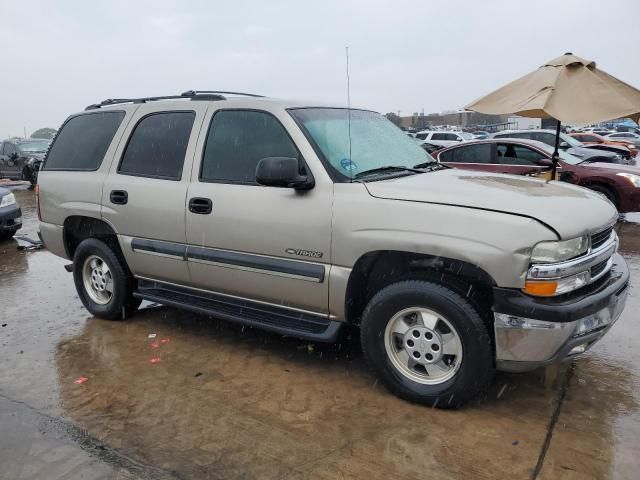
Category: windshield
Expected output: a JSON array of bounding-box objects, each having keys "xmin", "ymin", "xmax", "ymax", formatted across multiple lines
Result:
[
  {"xmin": 18, "ymin": 140, "xmax": 50, "ymax": 153},
  {"xmin": 289, "ymin": 108, "xmax": 434, "ymax": 180},
  {"xmin": 538, "ymin": 143, "xmax": 583, "ymax": 165},
  {"xmin": 460, "ymin": 132, "xmax": 474, "ymax": 140},
  {"xmin": 560, "ymin": 132, "xmax": 584, "ymax": 148}
]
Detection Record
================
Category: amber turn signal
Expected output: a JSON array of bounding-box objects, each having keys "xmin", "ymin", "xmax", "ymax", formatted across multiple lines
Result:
[{"xmin": 523, "ymin": 280, "xmax": 558, "ymax": 297}]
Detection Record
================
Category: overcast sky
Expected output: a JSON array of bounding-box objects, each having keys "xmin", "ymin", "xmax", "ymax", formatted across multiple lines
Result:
[{"xmin": 1, "ymin": 0, "xmax": 638, "ymax": 137}]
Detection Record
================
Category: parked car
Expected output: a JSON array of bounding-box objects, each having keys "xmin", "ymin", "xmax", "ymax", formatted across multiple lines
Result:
[
  {"xmin": 606, "ymin": 132, "xmax": 640, "ymax": 148},
  {"xmin": 415, "ymin": 130, "xmax": 473, "ymax": 148},
  {"xmin": 493, "ymin": 129, "xmax": 627, "ymax": 164},
  {"xmin": 472, "ymin": 131, "xmax": 490, "ymax": 140},
  {"xmin": 436, "ymin": 138, "xmax": 640, "ymax": 212},
  {"xmin": 38, "ymin": 92, "xmax": 628, "ymax": 408},
  {"xmin": 0, "ymin": 186, "xmax": 22, "ymax": 239},
  {"xmin": 0, "ymin": 139, "xmax": 51, "ymax": 186},
  {"xmin": 570, "ymin": 132, "xmax": 637, "ymax": 159}
]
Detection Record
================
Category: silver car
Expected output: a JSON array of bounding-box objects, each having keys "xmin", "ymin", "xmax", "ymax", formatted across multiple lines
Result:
[{"xmin": 37, "ymin": 91, "xmax": 629, "ymax": 408}]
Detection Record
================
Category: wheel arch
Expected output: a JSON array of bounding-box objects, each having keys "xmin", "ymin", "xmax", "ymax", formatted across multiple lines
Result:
[
  {"xmin": 343, "ymin": 250, "xmax": 496, "ymax": 325},
  {"xmin": 63, "ymin": 215, "xmax": 120, "ymax": 259}
]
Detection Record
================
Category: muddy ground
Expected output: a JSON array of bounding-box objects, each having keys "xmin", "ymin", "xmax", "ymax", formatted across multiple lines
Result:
[{"xmin": 0, "ymin": 186, "xmax": 639, "ymax": 479}]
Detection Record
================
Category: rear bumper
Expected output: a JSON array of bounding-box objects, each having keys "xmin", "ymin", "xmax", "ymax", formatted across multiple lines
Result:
[
  {"xmin": 493, "ymin": 253, "xmax": 629, "ymax": 372},
  {"xmin": 0, "ymin": 204, "xmax": 22, "ymax": 232}
]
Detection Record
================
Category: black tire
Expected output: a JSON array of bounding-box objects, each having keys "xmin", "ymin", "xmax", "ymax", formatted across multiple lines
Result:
[
  {"xmin": 72, "ymin": 238, "xmax": 140, "ymax": 320},
  {"xmin": 360, "ymin": 280, "xmax": 494, "ymax": 409},
  {"xmin": 588, "ymin": 184, "xmax": 618, "ymax": 209}
]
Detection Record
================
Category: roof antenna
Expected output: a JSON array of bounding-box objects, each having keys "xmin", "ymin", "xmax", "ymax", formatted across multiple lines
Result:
[{"xmin": 345, "ymin": 46, "xmax": 353, "ymax": 182}]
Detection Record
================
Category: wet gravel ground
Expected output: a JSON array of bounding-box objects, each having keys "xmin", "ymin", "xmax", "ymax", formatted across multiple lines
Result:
[{"xmin": 0, "ymin": 186, "xmax": 639, "ymax": 479}]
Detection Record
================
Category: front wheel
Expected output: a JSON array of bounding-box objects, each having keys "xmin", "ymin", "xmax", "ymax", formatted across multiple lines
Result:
[
  {"xmin": 360, "ymin": 280, "xmax": 494, "ymax": 408},
  {"xmin": 587, "ymin": 184, "xmax": 618, "ymax": 210},
  {"xmin": 73, "ymin": 238, "xmax": 141, "ymax": 320}
]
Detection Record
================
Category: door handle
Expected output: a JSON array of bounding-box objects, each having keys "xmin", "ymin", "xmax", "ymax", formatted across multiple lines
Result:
[
  {"xmin": 110, "ymin": 190, "xmax": 128, "ymax": 205},
  {"xmin": 189, "ymin": 197, "xmax": 212, "ymax": 214}
]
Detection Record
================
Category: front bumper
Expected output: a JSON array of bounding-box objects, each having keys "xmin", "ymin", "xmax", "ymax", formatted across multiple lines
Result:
[
  {"xmin": 493, "ymin": 253, "xmax": 629, "ymax": 372},
  {"xmin": 0, "ymin": 204, "xmax": 22, "ymax": 233}
]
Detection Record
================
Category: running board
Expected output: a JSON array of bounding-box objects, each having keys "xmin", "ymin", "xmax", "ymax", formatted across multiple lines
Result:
[{"xmin": 134, "ymin": 279, "xmax": 342, "ymax": 342}]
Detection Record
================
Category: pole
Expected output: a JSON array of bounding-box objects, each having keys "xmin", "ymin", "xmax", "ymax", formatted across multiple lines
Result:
[{"xmin": 551, "ymin": 120, "xmax": 561, "ymax": 181}]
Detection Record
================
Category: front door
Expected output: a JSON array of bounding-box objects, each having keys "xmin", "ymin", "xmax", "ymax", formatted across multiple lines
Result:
[
  {"xmin": 186, "ymin": 108, "xmax": 332, "ymax": 314},
  {"xmin": 102, "ymin": 103, "xmax": 207, "ymax": 285},
  {"xmin": 494, "ymin": 142, "xmax": 555, "ymax": 178}
]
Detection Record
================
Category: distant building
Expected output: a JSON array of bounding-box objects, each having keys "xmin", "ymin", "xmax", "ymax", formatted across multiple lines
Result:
[
  {"xmin": 399, "ymin": 111, "xmax": 508, "ymax": 130},
  {"xmin": 507, "ymin": 116, "xmax": 542, "ymax": 130}
]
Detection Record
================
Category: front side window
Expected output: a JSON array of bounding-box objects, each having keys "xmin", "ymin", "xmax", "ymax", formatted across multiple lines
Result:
[
  {"xmin": 45, "ymin": 111, "xmax": 125, "ymax": 170},
  {"xmin": 119, "ymin": 111, "xmax": 195, "ymax": 180},
  {"xmin": 200, "ymin": 110, "xmax": 299, "ymax": 184},
  {"xmin": 289, "ymin": 108, "xmax": 433, "ymax": 181},
  {"xmin": 2, "ymin": 143, "xmax": 17, "ymax": 156},
  {"xmin": 497, "ymin": 144, "xmax": 545, "ymax": 165},
  {"xmin": 432, "ymin": 133, "xmax": 448, "ymax": 140}
]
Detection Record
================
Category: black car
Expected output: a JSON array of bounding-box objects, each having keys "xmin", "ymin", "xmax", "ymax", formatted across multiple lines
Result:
[
  {"xmin": 0, "ymin": 186, "xmax": 22, "ymax": 239},
  {"xmin": 0, "ymin": 139, "xmax": 50, "ymax": 186}
]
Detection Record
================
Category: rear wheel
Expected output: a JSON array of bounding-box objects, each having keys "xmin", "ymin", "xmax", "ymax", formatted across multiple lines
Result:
[
  {"xmin": 360, "ymin": 280, "xmax": 494, "ymax": 408},
  {"xmin": 73, "ymin": 238, "xmax": 140, "ymax": 320}
]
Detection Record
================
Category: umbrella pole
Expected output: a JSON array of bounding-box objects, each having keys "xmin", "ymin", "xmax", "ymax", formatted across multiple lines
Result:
[{"xmin": 551, "ymin": 120, "xmax": 561, "ymax": 181}]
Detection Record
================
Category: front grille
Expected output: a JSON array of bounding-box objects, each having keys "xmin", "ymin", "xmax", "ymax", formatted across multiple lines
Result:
[
  {"xmin": 591, "ymin": 259, "xmax": 609, "ymax": 278},
  {"xmin": 591, "ymin": 227, "xmax": 613, "ymax": 250}
]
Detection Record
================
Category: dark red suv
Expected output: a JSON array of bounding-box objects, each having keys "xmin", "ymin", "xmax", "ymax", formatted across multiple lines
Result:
[{"xmin": 436, "ymin": 138, "xmax": 640, "ymax": 212}]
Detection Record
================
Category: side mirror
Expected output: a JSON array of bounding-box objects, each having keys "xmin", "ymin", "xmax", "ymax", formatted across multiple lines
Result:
[
  {"xmin": 559, "ymin": 141, "xmax": 569, "ymax": 149},
  {"xmin": 538, "ymin": 158, "xmax": 553, "ymax": 167},
  {"xmin": 256, "ymin": 157, "xmax": 314, "ymax": 190}
]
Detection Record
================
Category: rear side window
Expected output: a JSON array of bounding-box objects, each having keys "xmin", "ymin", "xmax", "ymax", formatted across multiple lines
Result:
[
  {"xmin": 432, "ymin": 133, "xmax": 447, "ymax": 140},
  {"xmin": 44, "ymin": 111, "xmax": 125, "ymax": 170},
  {"xmin": 442, "ymin": 144, "xmax": 492, "ymax": 163},
  {"xmin": 119, "ymin": 112, "xmax": 195, "ymax": 180},
  {"xmin": 200, "ymin": 110, "xmax": 298, "ymax": 184}
]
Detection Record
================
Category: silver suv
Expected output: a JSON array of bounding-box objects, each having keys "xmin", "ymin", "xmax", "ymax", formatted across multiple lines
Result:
[{"xmin": 38, "ymin": 91, "xmax": 629, "ymax": 408}]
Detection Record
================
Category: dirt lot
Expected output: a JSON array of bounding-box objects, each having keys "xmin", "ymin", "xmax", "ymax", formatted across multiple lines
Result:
[{"xmin": 1, "ymin": 187, "xmax": 639, "ymax": 479}]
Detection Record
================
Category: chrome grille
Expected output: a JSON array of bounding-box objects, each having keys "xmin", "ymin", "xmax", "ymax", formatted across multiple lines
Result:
[
  {"xmin": 590, "ymin": 259, "xmax": 609, "ymax": 278},
  {"xmin": 591, "ymin": 226, "xmax": 613, "ymax": 250}
]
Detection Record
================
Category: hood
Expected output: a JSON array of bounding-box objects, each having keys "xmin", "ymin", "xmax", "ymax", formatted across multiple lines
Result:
[
  {"xmin": 569, "ymin": 146, "xmax": 616, "ymax": 160},
  {"xmin": 364, "ymin": 169, "xmax": 617, "ymax": 239}
]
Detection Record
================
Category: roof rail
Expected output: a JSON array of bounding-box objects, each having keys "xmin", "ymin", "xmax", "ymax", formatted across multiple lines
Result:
[
  {"xmin": 181, "ymin": 90, "xmax": 265, "ymax": 98},
  {"xmin": 84, "ymin": 91, "xmax": 227, "ymax": 111},
  {"xmin": 84, "ymin": 90, "xmax": 264, "ymax": 110}
]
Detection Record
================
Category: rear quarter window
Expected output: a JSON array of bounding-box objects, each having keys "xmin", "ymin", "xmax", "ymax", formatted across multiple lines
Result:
[{"xmin": 44, "ymin": 111, "xmax": 125, "ymax": 171}]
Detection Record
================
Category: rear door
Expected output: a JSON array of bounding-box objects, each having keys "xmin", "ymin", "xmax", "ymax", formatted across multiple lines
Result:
[
  {"xmin": 102, "ymin": 103, "xmax": 207, "ymax": 285},
  {"xmin": 185, "ymin": 107, "xmax": 332, "ymax": 314},
  {"xmin": 438, "ymin": 143, "xmax": 500, "ymax": 172}
]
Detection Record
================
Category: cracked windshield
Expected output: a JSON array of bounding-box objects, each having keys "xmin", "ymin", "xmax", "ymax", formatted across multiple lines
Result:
[{"xmin": 1, "ymin": 1, "xmax": 639, "ymax": 479}]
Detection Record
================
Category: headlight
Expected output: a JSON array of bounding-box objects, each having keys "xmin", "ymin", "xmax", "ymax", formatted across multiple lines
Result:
[
  {"xmin": 616, "ymin": 172, "xmax": 640, "ymax": 187},
  {"xmin": 530, "ymin": 236, "xmax": 589, "ymax": 264},
  {"xmin": 0, "ymin": 193, "xmax": 16, "ymax": 208}
]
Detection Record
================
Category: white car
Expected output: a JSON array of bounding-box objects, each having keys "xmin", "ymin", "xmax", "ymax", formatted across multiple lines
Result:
[
  {"xmin": 415, "ymin": 130, "xmax": 473, "ymax": 148},
  {"xmin": 606, "ymin": 132, "xmax": 640, "ymax": 148}
]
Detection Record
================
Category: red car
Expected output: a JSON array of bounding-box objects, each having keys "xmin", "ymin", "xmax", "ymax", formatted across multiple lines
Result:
[{"xmin": 435, "ymin": 138, "xmax": 640, "ymax": 212}]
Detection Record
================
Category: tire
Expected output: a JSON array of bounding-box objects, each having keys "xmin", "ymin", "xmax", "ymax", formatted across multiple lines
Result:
[
  {"xmin": 72, "ymin": 238, "xmax": 141, "ymax": 320},
  {"xmin": 360, "ymin": 280, "xmax": 494, "ymax": 409},
  {"xmin": 588, "ymin": 184, "xmax": 618, "ymax": 209}
]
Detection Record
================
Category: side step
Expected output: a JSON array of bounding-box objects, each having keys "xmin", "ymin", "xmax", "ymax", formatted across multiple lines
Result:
[{"xmin": 134, "ymin": 279, "xmax": 342, "ymax": 342}]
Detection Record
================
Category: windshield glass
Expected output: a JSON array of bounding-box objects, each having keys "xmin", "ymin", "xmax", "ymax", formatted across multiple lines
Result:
[
  {"xmin": 460, "ymin": 132, "xmax": 474, "ymax": 140},
  {"xmin": 289, "ymin": 108, "xmax": 434, "ymax": 180},
  {"xmin": 538, "ymin": 143, "xmax": 583, "ymax": 165},
  {"xmin": 18, "ymin": 140, "xmax": 50, "ymax": 153},
  {"xmin": 561, "ymin": 132, "xmax": 584, "ymax": 148}
]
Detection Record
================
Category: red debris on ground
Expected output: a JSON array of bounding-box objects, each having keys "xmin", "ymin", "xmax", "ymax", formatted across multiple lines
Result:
[
  {"xmin": 150, "ymin": 341, "xmax": 160, "ymax": 349},
  {"xmin": 160, "ymin": 338, "xmax": 170, "ymax": 345},
  {"xmin": 74, "ymin": 376, "xmax": 89, "ymax": 384},
  {"xmin": 150, "ymin": 357, "xmax": 161, "ymax": 364}
]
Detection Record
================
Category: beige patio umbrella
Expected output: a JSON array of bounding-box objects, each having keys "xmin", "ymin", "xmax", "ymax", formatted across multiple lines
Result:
[{"xmin": 466, "ymin": 52, "xmax": 640, "ymax": 179}]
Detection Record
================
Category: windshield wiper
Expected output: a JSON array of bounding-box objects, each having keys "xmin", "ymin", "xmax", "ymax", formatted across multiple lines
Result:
[
  {"xmin": 353, "ymin": 165, "xmax": 423, "ymax": 179},
  {"xmin": 413, "ymin": 161, "xmax": 447, "ymax": 170}
]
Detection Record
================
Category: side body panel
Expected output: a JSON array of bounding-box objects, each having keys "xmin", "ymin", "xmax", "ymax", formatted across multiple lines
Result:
[
  {"xmin": 185, "ymin": 103, "xmax": 334, "ymax": 313},
  {"xmin": 101, "ymin": 103, "xmax": 208, "ymax": 285}
]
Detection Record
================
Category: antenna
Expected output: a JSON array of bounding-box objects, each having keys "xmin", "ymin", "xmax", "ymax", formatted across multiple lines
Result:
[{"xmin": 346, "ymin": 46, "xmax": 353, "ymax": 182}]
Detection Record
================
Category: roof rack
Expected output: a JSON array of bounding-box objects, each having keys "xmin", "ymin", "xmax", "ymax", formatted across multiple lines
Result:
[
  {"xmin": 84, "ymin": 89, "xmax": 262, "ymax": 111},
  {"xmin": 181, "ymin": 90, "xmax": 265, "ymax": 98}
]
